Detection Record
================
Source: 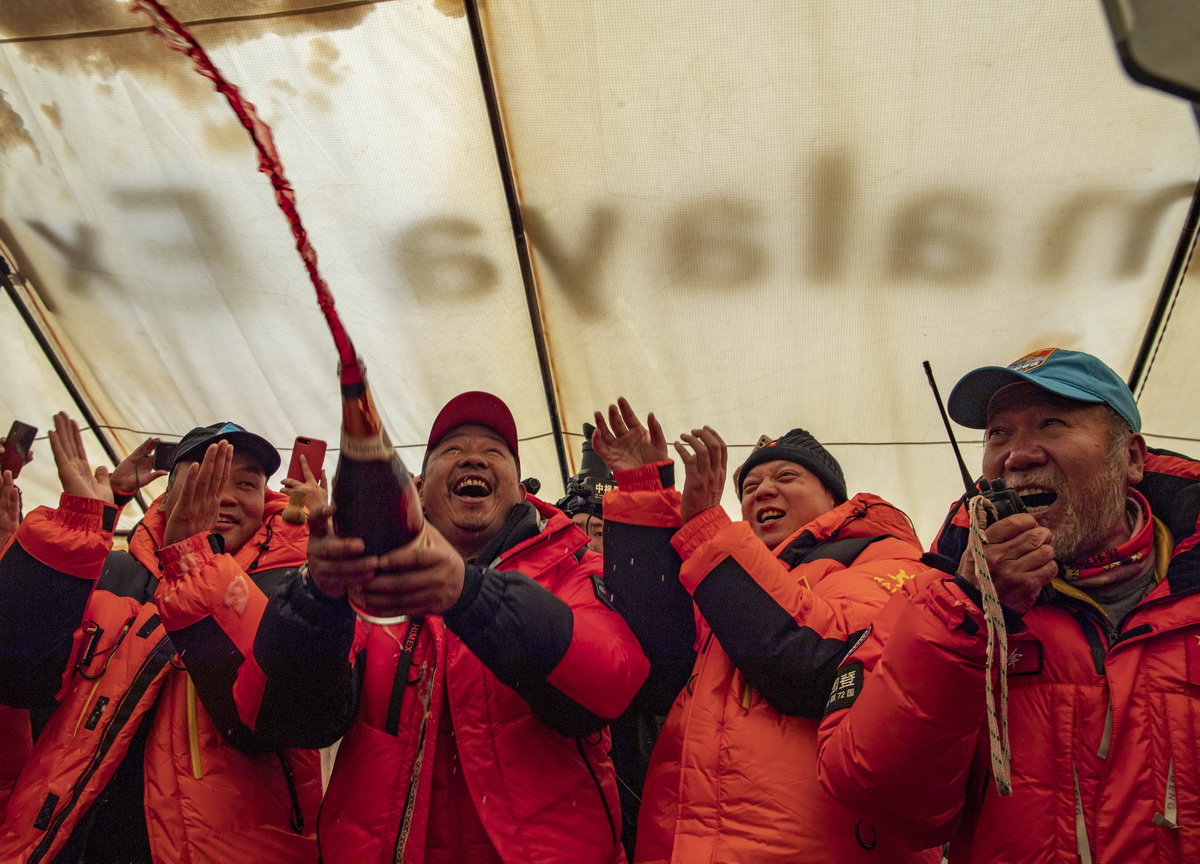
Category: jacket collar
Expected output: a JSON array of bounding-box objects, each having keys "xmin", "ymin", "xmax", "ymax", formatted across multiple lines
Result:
[{"xmin": 772, "ymin": 491, "xmax": 919, "ymax": 559}]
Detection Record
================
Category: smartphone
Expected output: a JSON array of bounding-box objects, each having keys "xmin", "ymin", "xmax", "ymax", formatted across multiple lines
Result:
[
  {"xmin": 1, "ymin": 420, "xmax": 37, "ymax": 478},
  {"xmin": 287, "ymin": 436, "xmax": 327, "ymax": 482},
  {"xmin": 152, "ymin": 441, "xmax": 178, "ymax": 472}
]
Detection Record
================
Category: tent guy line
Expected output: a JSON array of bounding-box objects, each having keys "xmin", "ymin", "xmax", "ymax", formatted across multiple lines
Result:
[{"xmin": 40, "ymin": 424, "xmax": 1200, "ymax": 454}]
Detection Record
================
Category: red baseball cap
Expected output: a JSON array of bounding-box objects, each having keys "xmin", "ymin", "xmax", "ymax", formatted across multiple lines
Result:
[{"xmin": 426, "ymin": 391, "xmax": 520, "ymax": 464}]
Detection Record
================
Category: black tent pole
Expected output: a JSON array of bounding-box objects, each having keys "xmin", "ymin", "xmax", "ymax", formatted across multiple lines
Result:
[
  {"xmin": 1128, "ymin": 169, "xmax": 1200, "ymax": 397},
  {"xmin": 0, "ymin": 256, "xmax": 148, "ymax": 514},
  {"xmin": 462, "ymin": 0, "xmax": 571, "ymax": 491}
]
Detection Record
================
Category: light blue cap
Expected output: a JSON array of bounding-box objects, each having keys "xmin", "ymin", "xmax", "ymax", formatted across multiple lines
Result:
[{"xmin": 947, "ymin": 348, "xmax": 1141, "ymax": 432}]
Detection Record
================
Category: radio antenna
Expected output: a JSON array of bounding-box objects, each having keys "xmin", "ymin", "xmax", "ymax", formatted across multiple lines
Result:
[{"xmin": 923, "ymin": 361, "xmax": 978, "ymax": 497}]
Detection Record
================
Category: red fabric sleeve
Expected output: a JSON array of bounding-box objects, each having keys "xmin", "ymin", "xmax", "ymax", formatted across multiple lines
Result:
[
  {"xmin": 157, "ymin": 532, "xmax": 271, "ymax": 657},
  {"xmin": 545, "ymin": 554, "xmax": 650, "ymax": 720},
  {"xmin": 817, "ymin": 574, "xmax": 987, "ymax": 849},
  {"xmin": 16, "ymin": 495, "xmax": 115, "ymax": 581},
  {"xmin": 679, "ymin": 520, "xmax": 921, "ymax": 637},
  {"xmin": 607, "ymin": 461, "xmax": 683, "ymax": 528}
]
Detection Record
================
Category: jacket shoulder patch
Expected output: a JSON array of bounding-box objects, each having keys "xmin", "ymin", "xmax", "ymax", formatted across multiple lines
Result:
[
  {"xmin": 590, "ymin": 573, "xmax": 616, "ymax": 611},
  {"xmin": 824, "ymin": 660, "xmax": 864, "ymax": 715}
]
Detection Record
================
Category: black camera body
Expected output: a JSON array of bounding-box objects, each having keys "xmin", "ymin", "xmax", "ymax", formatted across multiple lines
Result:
[
  {"xmin": 558, "ymin": 473, "xmax": 616, "ymax": 519},
  {"xmin": 555, "ymin": 423, "xmax": 615, "ymax": 519}
]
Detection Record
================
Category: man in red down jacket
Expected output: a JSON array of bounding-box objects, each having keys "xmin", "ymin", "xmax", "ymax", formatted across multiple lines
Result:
[
  {"xmin": 818, "ymin": 347, "xmax": 1200, "ymax": 863},
  {"xmin": 593, "ymin": 399, "xmax": 939, "ymax": 864},
  {"xmin": 0, "ymin": 414, "xmax": 333, "ymax": 864},
  {"xmin": 256, "ymin": 392, "xmax": 649, "ymax": 864}
]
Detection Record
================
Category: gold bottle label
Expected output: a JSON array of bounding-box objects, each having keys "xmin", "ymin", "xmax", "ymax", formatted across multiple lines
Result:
[{"xmin": 340, "ymin": 426, "xmax": 394, "ymax": 461}]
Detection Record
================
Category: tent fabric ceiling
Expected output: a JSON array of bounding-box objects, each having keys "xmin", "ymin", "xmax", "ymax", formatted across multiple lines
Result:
[{"xmin": 1, "ymin": 0, "xmax": 1198, "ymax": 542}]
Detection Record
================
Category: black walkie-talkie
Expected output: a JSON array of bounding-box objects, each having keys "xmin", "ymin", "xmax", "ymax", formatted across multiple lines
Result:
[{"xmin": 922, "ymin": 361, "xmax": 1025, "ymax": 524}]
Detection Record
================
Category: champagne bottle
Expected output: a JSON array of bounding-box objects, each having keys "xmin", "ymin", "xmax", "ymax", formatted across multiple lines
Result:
[{"xmin": 332, "ymin": 361, "xmax": 423, "ymax": 625}]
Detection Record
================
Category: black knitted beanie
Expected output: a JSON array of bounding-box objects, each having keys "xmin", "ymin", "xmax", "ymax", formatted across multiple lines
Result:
[{"xmin": 735, "ymin": 428, "xmax": 847, "ymax": 504}]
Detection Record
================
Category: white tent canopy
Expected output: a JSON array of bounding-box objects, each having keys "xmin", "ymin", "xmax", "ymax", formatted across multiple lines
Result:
[{"xmin": 2, "ymin": 0, "xmax": 1199, "ymax": 543}]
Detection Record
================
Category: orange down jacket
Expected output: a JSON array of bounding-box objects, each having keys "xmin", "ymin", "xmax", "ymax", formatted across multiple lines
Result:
[
  {"xmin": 818, "ymin": 448, "xmax": 1200, "ymax": 863},
  {"xmin": 603, "ymin": 460, "xmax": 940, "ymax": 864},
  {"xmin": 0, "ymin": 491, "xmax": 325, "ymax": 864}
]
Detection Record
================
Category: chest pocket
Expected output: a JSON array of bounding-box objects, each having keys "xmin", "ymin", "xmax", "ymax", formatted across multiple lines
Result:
[
  {"xmin": 1185, "ymin": 628, "xmax": 1200, "ymax": 689},
  {"xmin": 1007, "ymin": 635, "xmax": 1044, "ymax": 676}
]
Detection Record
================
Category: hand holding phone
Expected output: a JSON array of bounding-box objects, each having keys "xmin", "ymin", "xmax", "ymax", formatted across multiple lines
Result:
[
  {"xmin": 106, "ymin": 437, "xmax": 172, "ymax": 499},
  {"xmin": 281, "ymin": 437, "xmax": 328, "ymax": 524},
  {"xmin": 0, "ymin": 421, "xmax": 37, "ymax": 479},
  {"xmin": 287, "ymin": 437, "xmax": 327, "ymax": 483}
]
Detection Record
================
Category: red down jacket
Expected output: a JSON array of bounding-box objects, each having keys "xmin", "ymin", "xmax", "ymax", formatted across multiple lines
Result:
[
  {"xmin": 0, "ymin": 491, "xmax": 326, "ymax": 864},
  {"xmin": 603, "ymin": 461, "xmax": 940, "ymax": 864},
  {"xmin": 818, "ymin": 448, "xmax": 1200, "ymax": 863},
  {"xmin": 307, "ymin": 496, "xmax": 649, "ymax": 864}
]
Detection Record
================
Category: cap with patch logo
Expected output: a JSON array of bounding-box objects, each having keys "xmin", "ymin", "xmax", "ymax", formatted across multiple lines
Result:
[
  {"xmin": 173, "ymin": 421, "xmax": 281, "ymax": 477},
  {"xmin": 947, "ymin": 348, "xmax": 1141, "ymax": 432}
]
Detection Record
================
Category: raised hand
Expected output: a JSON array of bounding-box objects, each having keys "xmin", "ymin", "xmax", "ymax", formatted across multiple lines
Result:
[
  {"xmin": 592, "ymin": 397, "xmax": 669, "ymax": 473},
  {"xmin": 280, "ymin": 453, "xmax": 328, "ymax": 511},
  {"xmin": 674, "ymin": 426, "xmax": 728, "ymax": 524},
  {"xmin": 163, "ymin": 442, "xmax": 232, "ymax": 547},
  {"xmin": 110, "ymin": 437, "xmax": 167, "ymax": 495},
  {"xmin": 958, "ymin": 513, "xmax": 1057, "ymax": 615},
  {"xmin": 47, "ymin": 412, "xmax": 113, "ymax": 504}
]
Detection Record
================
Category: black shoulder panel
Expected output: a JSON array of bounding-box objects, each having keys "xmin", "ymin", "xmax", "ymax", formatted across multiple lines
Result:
[
  {"xmin": 779, "ymin": 533, "xmax": 890, "ymax": 569},
  {"xmin": 98, "ymin": 551, "xmax": 157, "ymax": 603},
  {"xmin": 1138, "ymin": 459, "xmax": 1200, "ymax": 549}
]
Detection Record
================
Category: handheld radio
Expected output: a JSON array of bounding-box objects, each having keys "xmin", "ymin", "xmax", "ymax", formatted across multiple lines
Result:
[{"xmin": 922, "ymin": 361, "xmax": 1025, "ymax": 524}]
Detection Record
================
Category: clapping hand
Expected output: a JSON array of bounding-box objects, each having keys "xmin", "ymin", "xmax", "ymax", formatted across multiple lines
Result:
[
  {"xmin": 674, "ymin": 426, "xmax": 728, "ymax": 524},
  {"xmin": 0, "ymin": 470, "xmax": 19, "ymax": 548},
  {"xmin": 47, "ymin": 412, "xmax": 113, "ymax": 505},
  {"xmin": 592, "ymin": 397, "xmax": 668, "ymax": 473}
]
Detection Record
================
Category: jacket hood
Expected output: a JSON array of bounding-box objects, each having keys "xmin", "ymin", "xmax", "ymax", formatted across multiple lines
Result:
[{"xmin": 490, "ymin": 494, "xmax": 589, "ymax": 563}]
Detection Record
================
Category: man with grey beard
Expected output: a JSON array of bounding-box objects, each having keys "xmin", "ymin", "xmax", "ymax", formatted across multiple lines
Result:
[{"xmin": 817, "ymin": 348, "xmax": 1200, "ymax": 864}]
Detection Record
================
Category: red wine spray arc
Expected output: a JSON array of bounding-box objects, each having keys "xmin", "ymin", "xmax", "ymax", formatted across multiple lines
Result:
[
  {"xmin": 134, "ymin": 0, "xmax": 423, "ymax": 624},
  {"xmin": 132, "ymin": 1, "xmax": 354, "ymax": 370}
]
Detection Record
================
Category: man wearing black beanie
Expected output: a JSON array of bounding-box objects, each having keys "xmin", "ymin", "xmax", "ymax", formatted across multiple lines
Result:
[
  {"xmin": 593, "ymin": 399, "xmax": 938, "ymax": 864},
  {"xmin": 731, "ymin": 427, "xmax": 848, "ymax": 550}
]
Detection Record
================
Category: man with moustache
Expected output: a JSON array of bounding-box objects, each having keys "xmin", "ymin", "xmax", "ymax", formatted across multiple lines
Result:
[
  {"xmin": 293, "ymin": 392, "xmax": 648, "ymax": 864},
  {"xmin": 818, "ymin": 348, "xmax": 1200, "ymax": 864}
]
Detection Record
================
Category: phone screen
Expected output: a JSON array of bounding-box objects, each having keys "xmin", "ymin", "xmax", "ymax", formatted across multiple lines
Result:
[{"xmin": 153, "ymin": 441, "xmax": 178, "ymax": 472}]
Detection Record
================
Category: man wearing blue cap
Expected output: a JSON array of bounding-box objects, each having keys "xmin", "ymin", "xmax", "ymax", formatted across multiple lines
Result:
[
  {"xmin": 818, "ymin": 348, "xmax": 1200, "ymax": 864},
  {"xmin": 0, "ymin": 413, "xmax": 329, "ymax": 864}
]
